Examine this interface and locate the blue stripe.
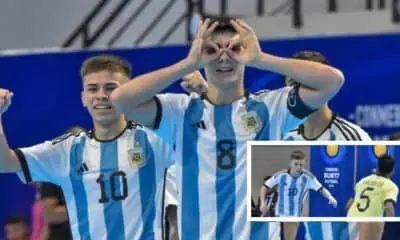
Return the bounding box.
[246,97,270,140]
[289,177,299,216]
[329,131,336,140]
[306,222,323,240]
[331,222,349,240]
[297,176,308,216]
[250,222,270,240]
[278,175,286,215]
[181,99,204,239]
[101,141,125,240]
[136,129,157,239]
[214,105,236,240]
[69,137,91,240]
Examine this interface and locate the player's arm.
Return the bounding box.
[228,19,344,110]
[260,175,278,210]
[0,89,22,173]
[111,19,219,127]
[319,187,337,208]
[384,200,396,217]
[346,198,354,211]
[384,185,399,217]
[40,183,68,224]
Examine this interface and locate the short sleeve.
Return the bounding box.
[307,174,323,191]
[153,93,190,147]
[15,135,75,184]
[264,174,279,189]
[384,183,399,203]
[143,127,175,168]
[259,86,315,136]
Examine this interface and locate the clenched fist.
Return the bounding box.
[0,89,13,115]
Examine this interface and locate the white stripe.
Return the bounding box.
[269,222,281,239]
[84,140,107,240]
[232,109,251,239]
[62,177,81,240]
[322,222,333,240]
[198,106,218,239]
[118,133,143,240]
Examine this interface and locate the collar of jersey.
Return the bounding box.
[200,89,250,106]
[298,112,337,140]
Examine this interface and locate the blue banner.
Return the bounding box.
[356,145,400,215]
[309,145,355,217]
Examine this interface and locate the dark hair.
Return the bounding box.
[292,51,330,65]
[4,215,27,225]
[377,154,395,175]
[291,150,305,160]
[389,132,400,140]
[203,16,238,35]
[80,55,131,78]
[287,51,329,87]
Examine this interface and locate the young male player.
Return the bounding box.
[260,150,337,240]
[347,154,398,240]
[111,18,344,239]
[284,51,371,141]
[0,55,173,240]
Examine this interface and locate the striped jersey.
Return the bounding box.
[15,123,172,240]
[284,114,371,141]
[153,86,314,239]
[265,169,323,217]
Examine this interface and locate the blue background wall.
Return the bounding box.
[0,33,399,239]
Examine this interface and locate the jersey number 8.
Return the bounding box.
[217,140,236,170]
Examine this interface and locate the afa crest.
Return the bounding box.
[241,111,262,133]
[128,145,146,168]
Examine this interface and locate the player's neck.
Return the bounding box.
[93,117,127,141]
[302,106,333,139]
[205,81,245,105]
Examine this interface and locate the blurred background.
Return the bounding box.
[0,0,399,239]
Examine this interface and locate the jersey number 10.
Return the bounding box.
[96,171,128,203]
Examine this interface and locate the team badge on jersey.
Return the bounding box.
[241,110,262,133]
[128,144,146,168]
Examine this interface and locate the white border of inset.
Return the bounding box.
[246,140,400,222]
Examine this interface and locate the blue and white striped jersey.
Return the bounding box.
[284,115,371,141]
[265,169,323,217]
[153,86,313,239]
[16,123,172,240]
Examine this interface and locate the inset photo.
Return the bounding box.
[248,142,400,222]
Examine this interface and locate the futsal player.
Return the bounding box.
[111,18,344,239]
[284,51,371,141]
[260,150,337,240]
[347,154,398,240]
[0,55,173,240]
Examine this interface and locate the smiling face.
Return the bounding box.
[204,23,245,89]
[80,55,131,128]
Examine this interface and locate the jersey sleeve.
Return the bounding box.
[384,183,399,204]
[307,173,323,191]
[264,173,280,189]
[259,86,316,136]
[153,93,189,147]
[14,135,74,185]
